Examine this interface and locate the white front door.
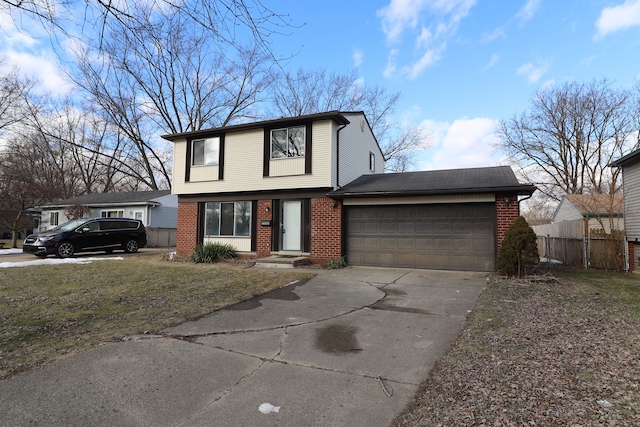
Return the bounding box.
[281,200,302,251]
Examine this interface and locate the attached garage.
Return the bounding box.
[330,166,537,272]
[345,203,496,271]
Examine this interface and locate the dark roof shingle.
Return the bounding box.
[42,190,171,207]
[330,166,535,197]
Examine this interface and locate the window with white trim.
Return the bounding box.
[204,201,251,237]
[271,126,305,159]
[192,137,220,166]
[101,210,124,218]
[369,152,375,172]
[50,212,59,227]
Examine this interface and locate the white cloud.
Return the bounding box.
[481,27,506,43]
[405,46,443,79]
[517,59,551,83]
[0,10,72,95]
[0,50,72,94]
[377,0,476,78]
[516,0,542,23]
[353,48,364,68]
[595,0,640,38]
[418,118,504,170]
[383,49,399,78]
[481,53,500,71]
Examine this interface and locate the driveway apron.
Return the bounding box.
[0,267,486,427]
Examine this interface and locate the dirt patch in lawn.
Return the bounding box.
[392,269,640,426]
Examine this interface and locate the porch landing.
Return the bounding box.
[254,255,311,268]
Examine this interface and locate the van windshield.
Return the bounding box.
[52,219,89,232]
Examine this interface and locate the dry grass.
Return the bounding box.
[0,254,312,379]
[392,268,640,426]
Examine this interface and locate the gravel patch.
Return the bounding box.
[392,273,640,426]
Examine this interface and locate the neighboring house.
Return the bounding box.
[162,110,535,272]
[610,149,640,271]
[552,194,624,234]
[38,191,177,247]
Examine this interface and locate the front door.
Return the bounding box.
[281,200,302,252]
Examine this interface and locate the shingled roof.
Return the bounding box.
[329,166,535,197]
[42,190,171,208]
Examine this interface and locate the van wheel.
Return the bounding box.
[56,242,75,258]
[124,239,139,253]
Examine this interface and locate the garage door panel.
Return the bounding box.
[397,238,415,250]
[346,203,496,272]
[397,222,415,234]
[474,237,493,252]
[453,238,471,251]
[432,220,452,234]
[433,238,451,251]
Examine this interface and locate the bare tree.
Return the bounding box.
[0,0,293,57]
[0,66,35,135]
[0,132,70,247]
[497,79,640,201]
[69,2,276,189]
[267,67,429,172]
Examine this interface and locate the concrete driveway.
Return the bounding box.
[0,267,486,427]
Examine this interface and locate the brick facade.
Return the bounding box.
[256,199,273,258]
[496,193,521,252]
[176,201,199,256]
[176,195,521,269]
[309,197,343,264]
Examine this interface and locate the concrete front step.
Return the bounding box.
[254,255,311,268]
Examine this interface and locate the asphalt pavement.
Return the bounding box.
[0,266,487,427]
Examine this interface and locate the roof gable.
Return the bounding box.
[564,194,624,216]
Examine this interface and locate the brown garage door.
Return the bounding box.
[345,203,496,271]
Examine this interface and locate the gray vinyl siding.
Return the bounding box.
[552,198,583,222]
[337,112,384,187]
[623,164,640,240]
[147,205,178,229]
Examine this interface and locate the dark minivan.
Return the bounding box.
[23,218,147,258]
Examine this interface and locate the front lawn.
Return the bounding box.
[0,255,312,379]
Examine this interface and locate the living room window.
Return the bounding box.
[271,126,305,159]
[204,201,251,237]
[192,137,219,166]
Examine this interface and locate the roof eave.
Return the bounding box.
[161,111,350,142]
[329,185,537,199]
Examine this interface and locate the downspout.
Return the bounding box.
[517,193,533,213]
[335,123,347,189]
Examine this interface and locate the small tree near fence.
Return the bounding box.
[498,216,539,278]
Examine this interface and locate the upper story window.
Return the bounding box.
[369,152,375,172]
[271,126,305,159]
[192,137,219,166]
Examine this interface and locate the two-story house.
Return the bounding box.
[163,111,536,271]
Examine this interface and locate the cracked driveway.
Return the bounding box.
[0,267,486,427]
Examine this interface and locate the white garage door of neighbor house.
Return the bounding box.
[345,203,496,272]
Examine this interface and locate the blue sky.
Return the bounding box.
[2,0,640,172]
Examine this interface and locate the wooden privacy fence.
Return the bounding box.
[536,235,626,271]
[533,220,627,271]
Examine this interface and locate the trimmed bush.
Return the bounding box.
[191,243,237,263]
[497,216,539,278]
